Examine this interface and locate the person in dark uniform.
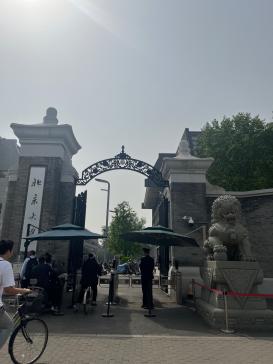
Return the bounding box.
[31,256,52,299]
[139,248,154,309]
[49,261,66,315]
[75,253,101,310]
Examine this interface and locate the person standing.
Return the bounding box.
[139,248,155,309]
[74,253,101,310]
[31,256,52,300]
[45,252,52,266]
[0,240,31,350]
[20,250,38,288]
[49,260,66,315]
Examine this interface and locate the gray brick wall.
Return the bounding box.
[0,172,10,236]
[57,182,76,225]
[1,180,19,246]
[169,183,207,266]
[54,182,76,265]
[171,183,208,235]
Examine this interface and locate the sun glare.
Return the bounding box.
[68,0,118,37]
[21,0,43,8]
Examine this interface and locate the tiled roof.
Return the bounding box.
[182,128,201,156]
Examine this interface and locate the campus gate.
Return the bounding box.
[72,146,170,275]
[2,109,192,286]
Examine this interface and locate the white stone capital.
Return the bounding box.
[161,156,214,184]
[11,123,81,160]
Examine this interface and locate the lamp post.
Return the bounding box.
[95,177,110,234]
[95,178,118,312]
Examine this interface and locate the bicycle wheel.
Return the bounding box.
[83,287,91,315]
[9,318,48,364]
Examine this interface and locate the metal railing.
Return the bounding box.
[99,274,160,288]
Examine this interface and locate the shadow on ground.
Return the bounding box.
[42,285,223,337]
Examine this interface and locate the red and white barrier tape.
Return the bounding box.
[192,280,223,295]
[192,280,273,298]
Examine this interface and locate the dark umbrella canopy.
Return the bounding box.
[121,225,198,247]
[24,223,105,307]
[26,223,105,241]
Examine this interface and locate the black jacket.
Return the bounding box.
[81,257,101,286]
[139,255,154,280]
[31,263,52,289]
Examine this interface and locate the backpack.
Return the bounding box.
[25,257,38,280]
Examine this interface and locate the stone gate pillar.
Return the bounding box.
[1,108,81,263]
[159,139,214,298]
[161,139,213,264]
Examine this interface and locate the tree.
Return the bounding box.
[107,201,145,259]
[197,113,273,191]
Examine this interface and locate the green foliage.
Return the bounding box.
[196,113,273,191]
[119,256,131,263]
[107,201,145,258]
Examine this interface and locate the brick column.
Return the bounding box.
[161,140,213,266]
[1,108,80,264]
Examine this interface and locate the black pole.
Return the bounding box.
[71,268,77,306]
[102,272,114,318]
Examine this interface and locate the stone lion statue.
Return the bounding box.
[204,195,255,261]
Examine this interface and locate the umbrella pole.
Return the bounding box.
[71,268,77,306]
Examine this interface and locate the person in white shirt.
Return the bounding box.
[0,240,31,350]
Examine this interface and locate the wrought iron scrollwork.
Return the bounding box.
[76,146,168,187]
[114,145,131,160]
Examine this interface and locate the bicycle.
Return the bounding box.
[7,290,48,364]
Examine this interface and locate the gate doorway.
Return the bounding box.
[72,146,170,287]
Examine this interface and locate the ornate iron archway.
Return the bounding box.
[76,146,169,188]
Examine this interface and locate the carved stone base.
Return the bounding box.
[197,261,273,329]
[196,300,273,329]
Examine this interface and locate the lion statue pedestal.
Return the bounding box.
[197,261,273,329]
[197,195,273,329]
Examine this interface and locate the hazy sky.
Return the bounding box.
[1,0,273,233]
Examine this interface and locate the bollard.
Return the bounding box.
[71,272,76,305]
[102,273,114,318]
[105,272,118,306]
[220,291,235,334]
[109,272,114,303]
[175,271,183,305]
[68,270,78,308]
[112,272,119,304]
[192,279,196,310]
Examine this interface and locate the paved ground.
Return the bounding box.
[1,283,273,363]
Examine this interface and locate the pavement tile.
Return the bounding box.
[1,284,273,363]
